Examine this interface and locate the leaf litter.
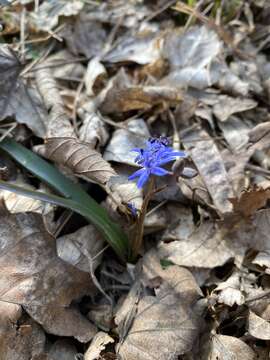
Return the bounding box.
[1,0,270,359]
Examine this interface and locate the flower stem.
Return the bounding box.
[131,177,155,259]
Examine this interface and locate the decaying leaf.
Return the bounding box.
[56,225,104,273]
[85,57,107,97]
[213,95,257,122]
[0,302,47,360]
[182,126,234,213]
[32,0,84,32]
[208,334,256,360]
[248,310,270,340]
[116,251,201,360]
[104,118,150,166]
[43,137,117,186]
[85,332,114,360]
[98,69,182,114]
[229,187,270,218]
[35,68,75,138]
[0,210,96,342]
[48,339,78,360]
[79,108,109,148]
[214,272,245,306]
[162,26,221,89]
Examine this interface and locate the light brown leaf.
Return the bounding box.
[0,210,96,342]
[182,126,234,213]
[208,334,256,360]
[44,137,116,186]
[85,332,114,360]
[248,310,270,340]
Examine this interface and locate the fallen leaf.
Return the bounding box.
[56,225,104,273]
[116,283,199,360]
[162,26,221,89]
[43,137,117,186]
[218,116,250,151]
[248,310,270,340]
[32,0,84,32]
[0,210,96,342]
[85,332,114,360]
[0,301,47,360]
[208,334,256,360]
[104,118,150,166]
[213,95,257,122]
[85,57,107,97]
[182,126,234,213]
[215,272,245,306]
[98,69,182,114]
[103,31,162,65]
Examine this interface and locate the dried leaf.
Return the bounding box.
[104,31,162,65]
[48,340,77,360]
[208,334,256,360]
[218,116,250,151]
[98,69,182,114]
[85,332,114,360]
[56,225,104,273]
[0,305,47,360]
[104,118,150,166]
[0,210,96,342]
[162,26,221,89]
[44,137,117,186]
[248,310,270,340]
[213,95,257,122]
[229,187,270,218]
[85,57,107,97]
[182,127,234,213]
[79,111,109,149]
[32,0,84,32]
[35,68,75,138]
[215,272,245,306]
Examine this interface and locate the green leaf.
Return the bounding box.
[0,138,129,261]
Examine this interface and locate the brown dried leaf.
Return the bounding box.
[213,95,257,122]
[208,334,256,360]
[48,340,77,360]
[79,109,109,148]
[44,137,116,185]
[182,126,234,213]
[98,69,182,114]
[116,285,199,360]
[0,210,96,342]
[35,68,75,138]
[229,187,270,218]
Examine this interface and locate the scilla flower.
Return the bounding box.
[128,137,186,188]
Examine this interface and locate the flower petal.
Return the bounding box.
[128,168,145,180]
[137,170,150,188]
[151,167,169,176]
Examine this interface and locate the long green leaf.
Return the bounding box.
[0,138,129,261]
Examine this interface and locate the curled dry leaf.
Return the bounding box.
[79,110,109,149]
[85,57,107,97]
[218,116,250,151]
[44,137,116,186]
[56,225,104,273]
[0,210,96,342]
[35,68,75,138]
[248,310,270,340]
[85,332,114,360]
[207,334,256,360]
[182,126,234,213]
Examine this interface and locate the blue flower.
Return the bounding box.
[127,203,138,217]
[128,137,186,188]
